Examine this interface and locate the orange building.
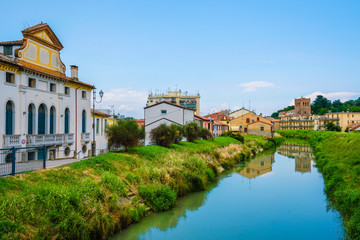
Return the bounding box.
[230,112,273,137]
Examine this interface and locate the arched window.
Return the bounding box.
[50,106,56,134]
[28,104,35,134]
[38,104,47,134]
[82,110,86,133]
[64,108,70,134]
[5,101,14,135]
[246,118,250,123]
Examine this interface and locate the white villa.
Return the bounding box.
[0,23,95,162]
[144,101,195,145]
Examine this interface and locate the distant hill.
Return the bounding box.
[271,95,360,119]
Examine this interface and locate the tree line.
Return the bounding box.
[271,95,360,118]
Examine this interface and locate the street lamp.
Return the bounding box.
[92,88,104,156]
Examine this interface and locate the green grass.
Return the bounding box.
[0,136,276,240]
[277,130,360,239]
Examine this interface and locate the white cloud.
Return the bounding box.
[289,91,359,105]
[97,87,147,118]
[238,81,275,92]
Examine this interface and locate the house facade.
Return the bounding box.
[230,112,273,137]
[92,109,110,155]
[0,23,94,163]
[279,111,360,131]
[144,101,195,145]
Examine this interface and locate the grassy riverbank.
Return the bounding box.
[277,130,360,239]
[0,136,280,240]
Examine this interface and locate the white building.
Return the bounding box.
[92,109,110,155]
[0,23,94,162]
[144,101,195,145]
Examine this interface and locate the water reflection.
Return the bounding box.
[277,143,313,173]
[113,145,343,240]
[238,155,274,179]
[114,185,212,240]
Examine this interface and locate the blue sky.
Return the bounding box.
[2,0,360,118]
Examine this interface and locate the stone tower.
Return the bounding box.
[294,97,311,115]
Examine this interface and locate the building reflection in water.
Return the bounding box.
[277,143,313,173]
[239,155,274,179]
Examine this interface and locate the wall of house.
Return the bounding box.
[144,103,194,145]
[1,65,92,161]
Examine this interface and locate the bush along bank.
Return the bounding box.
[277,130,360,239]
[0,136,280,240]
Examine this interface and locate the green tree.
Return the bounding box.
[312,95,331,114]
[325,122,341,132]
[107,118,144,151]
[200,127,213,140]
[183,122,201,142]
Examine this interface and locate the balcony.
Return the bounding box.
[81,132,91,143]
[26,133,74,146]
[3,135,22,148]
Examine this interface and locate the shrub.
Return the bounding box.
[138,185,176,212]
[150,124,182,147]
[325,122,342,132]
[183,122,201,142]
[107,118,144,151]
[200,128,213,140]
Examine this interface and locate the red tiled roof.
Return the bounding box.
[22,23,48,33]
[214,121,228,126]
[0,40,23,45]
[349,124,360,131]
[195,114,210,121]
[0,53,17,65]
[92,109,110,117]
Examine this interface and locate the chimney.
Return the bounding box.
[70,65,78,79]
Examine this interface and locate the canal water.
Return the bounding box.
[113,144,344,240]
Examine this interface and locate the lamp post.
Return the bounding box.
[92,88,104,156]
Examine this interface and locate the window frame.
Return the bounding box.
[4,46,12,55]
[64,86,70,96]
[28,78,36,88]
[50,83,56,92]
[5,72,15,84]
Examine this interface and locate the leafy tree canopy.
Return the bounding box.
[271,96,360,117]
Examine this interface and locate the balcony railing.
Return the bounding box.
[81,132,91,143]
[3,135,22,147]
[27,133,74,146]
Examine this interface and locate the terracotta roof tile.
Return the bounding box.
[22,23,48,33]
[0,40,23,45]
[92,109,110,117]
[0,53,17,65]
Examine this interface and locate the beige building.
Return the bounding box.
[280,111,360,131]
[230,112,273,137]
[147,90,200,115]
[229,107,252,119]
[239,155,274,179]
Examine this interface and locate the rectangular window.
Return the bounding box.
[82,91,86,99]
[50,83,56,92]
[161,110,167,114]
[6,72,15,83]
[4,46,12,55]
[64,87,70,95]
[28,78,36,88]
[101,119,104,135]
[96,118,99,134]
[260,126,265,131]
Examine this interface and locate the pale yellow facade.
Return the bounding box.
[147,90,200,115]
[230,112,273,137]
[280,112,360,131]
